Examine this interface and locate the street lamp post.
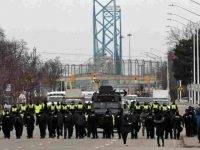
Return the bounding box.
[127,33,132,76]
[127,33,132,60]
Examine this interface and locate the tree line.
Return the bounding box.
[0,28,63,103]
[167,25,194,99]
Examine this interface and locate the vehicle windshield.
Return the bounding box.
[93,95,121,102]
[126,96,137,100]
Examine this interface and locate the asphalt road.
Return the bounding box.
[0,125,190,150]
[0,132,185,150]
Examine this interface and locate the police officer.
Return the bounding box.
[130,112,141,139]
[77,101,84,113]
[170,102,178,115]
[13,111,23,139]
[183,109,193,137]
[19,102,27,115]
[145,112,155,139]
[183,107,195,137]
[50,102,56,112]
[172,111,183,140]
[103,109,113,139]
[27,102,35,115]
[134,102,141,114]
[63,109,74,139]
[143,102,150,113]
[85,101,92,114]
[35,102,42,124]
[47,110,54,138]
[152,100,160,115]
[36,109,47,139]
[162,103,169,113]
[24,110,35,139]
[121,113,132,144]
[1,109,13,139]
[56,102,62,113]
[87,110,98,139]
[69,101,76,114]
[154,113,165,147]
[75,111,86,139]
[11,104,18,116]
[55,110,63,139]
[163,108,173,139]
[115,109,123,139]
[61,102,67,114]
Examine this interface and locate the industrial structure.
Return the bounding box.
[58,0,166,94]
[93,0,122,75]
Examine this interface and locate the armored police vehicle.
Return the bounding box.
[92,86,127,127]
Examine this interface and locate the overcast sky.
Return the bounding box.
[0,0,200,64]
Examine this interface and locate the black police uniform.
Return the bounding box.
[37,110,47,139]
[87,111,98,139]
[63,110,74,139]
[24,111,35,138]
[103,111,113,139]
[75,112,86,139]
[13,112,23,139]
[145,112,155,139]
[130,113,141,139]
[163,111,173,139]
[121,114,132,144]
[115,111,123,139]
[172,112,183,140]
[2,111,13,139]
[183,109,194,137]
[52,111,63,139]
[47,111,54,138]
[154,114,165,147]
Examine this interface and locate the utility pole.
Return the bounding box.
[127,33,132,60]
[127,33,132,76]
[193,30,196,104]
[197,28,200,104]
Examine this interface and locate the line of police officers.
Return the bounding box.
[0,100,198,147]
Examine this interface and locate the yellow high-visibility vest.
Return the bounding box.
[20,105,27,111]
[143,105,149,110]
[87,105,92,110]
[56,105,62,110]
[70,105,75,110]
[35,105,42,114]
[77,104,83,109]
[153,104,159,109]
[162,106,168,111]
[171,105,177,110]
[12,107,18,112]
[135,105,140,110]
[50,105,56,111]
[62,105,67,110]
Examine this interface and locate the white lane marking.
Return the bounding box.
[105,143,110,146]
[112,140,117,142]
[17,147,23,149]
[95,147,99,149]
